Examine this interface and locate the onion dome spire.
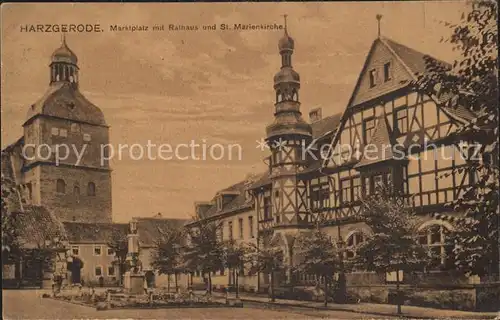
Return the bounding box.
[49,33,79,86]
[266,15,311,141]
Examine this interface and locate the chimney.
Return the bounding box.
[309,108,322,123]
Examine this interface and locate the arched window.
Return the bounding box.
[56,179,66,194]
[73,185,80,196]
[345,231,365,259]
[276,91,282,103]
[292,90,298,101]
[418,224,454,269]
[87,182,96,196]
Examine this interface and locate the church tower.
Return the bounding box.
[22,35,112,223]
[266,18,312,227]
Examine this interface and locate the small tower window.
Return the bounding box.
[74,185,80,196]
[87,182,96,196]
[292,90,298,101]
[277,91,283,103]
[56,179,66,194]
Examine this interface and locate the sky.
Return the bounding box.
[1,2,468,222]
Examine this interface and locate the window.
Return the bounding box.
[108,266,115,276]
[71,123,80,133]
[249,216,254,238]
[340,179,351,204]
[384,62,391,82]
[364,173,392,195]
[219,268,225,276]
[363,117,376,144]
[369,69,378,87]
[107,247,115,256]
[228,221,233,240]
[418,224,454,269]
[310,180,330,210]
[346,232,365,259]
[263,196,272,220]
[95,266,103,277]
[352,177,361,201]
[71,246,79,256]
[56,179,66,194]
[237,218,244,239]
[83,133,91,142]
[73,185,80,196]
[94,245,102,256]
[87,182,96,196]
[59,129,68,137]
[51,127,59,136]
[395,108,409,135]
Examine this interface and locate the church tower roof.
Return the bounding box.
[24,35,106,126]
[266,16,311,141]
[51,33,78,65]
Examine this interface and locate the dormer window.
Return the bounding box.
[71,123,80,133]
[384,62,392,82]
[369,69,378,88]
[216,196,223,211]
[83,133,91,142]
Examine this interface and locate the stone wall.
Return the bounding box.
[38,165,112,223]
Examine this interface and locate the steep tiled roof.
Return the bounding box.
[382,37,451,77]
[381,38,478,124]
[63,222,128,243]
[136,217,189,247]
[17,206,67,249]
[25,82,106,126]
[194,178,255,221]
[311,113,342,139]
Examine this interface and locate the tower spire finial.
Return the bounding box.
[283,14,288,34]
[376,14,383,38]
[61,32,67,45]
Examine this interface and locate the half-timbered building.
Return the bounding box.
[192,21,485,295]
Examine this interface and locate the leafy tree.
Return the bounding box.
[355,186,432,315]
[107,226,129,285]
[294,228,342,307]
[183,218,224,295]
[248,242,284,302]
[414,0,499,280]
[222,240,251,298]
[1,173,19,265]
[152,225,185,292]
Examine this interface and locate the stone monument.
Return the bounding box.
[123,218,145,294]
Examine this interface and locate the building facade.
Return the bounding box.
[5,35,112,224]
[2,36,115,288]
[191,24,487,294]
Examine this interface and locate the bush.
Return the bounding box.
[96,302,108,311]
[476,289,500,312]
[404,290,475,311]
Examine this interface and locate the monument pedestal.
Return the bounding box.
[123,271,145,294]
